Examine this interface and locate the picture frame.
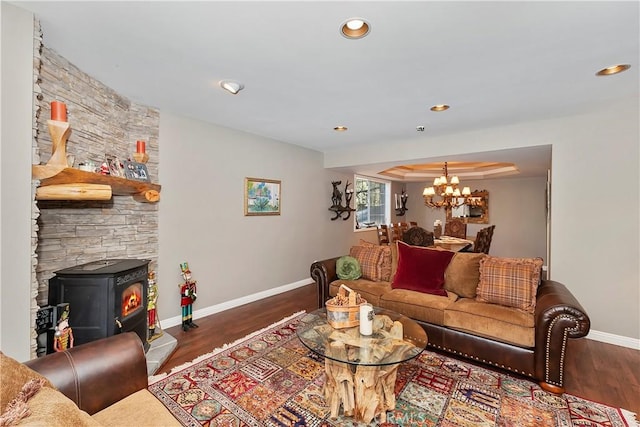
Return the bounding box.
[106,155,124,177]
[244,177,281,216]
[123,160,150,182]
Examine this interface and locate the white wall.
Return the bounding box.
[0,3,34,360]
[405,176,547,259]
[157,113,353,323]
[325,99,640,342]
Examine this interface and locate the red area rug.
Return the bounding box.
[149,311,637,426]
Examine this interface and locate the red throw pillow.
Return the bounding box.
[392,241,455,296]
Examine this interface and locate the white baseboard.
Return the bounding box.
[587,329,640,350]
[160,278,312,329]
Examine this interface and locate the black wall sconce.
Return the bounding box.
[395,189,409,216]
[329,180,355,220]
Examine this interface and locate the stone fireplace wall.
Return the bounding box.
[32,25,160,316]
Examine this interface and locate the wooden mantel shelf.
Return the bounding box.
[32,119,161,203]
[33,165,161,202]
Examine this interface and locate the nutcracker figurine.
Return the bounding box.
[53,305,74,352]
[147,271,160,340]
[179,262,198,331]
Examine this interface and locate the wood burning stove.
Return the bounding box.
[48,259,150,351]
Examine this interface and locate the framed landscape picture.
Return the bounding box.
[244,177,280,216]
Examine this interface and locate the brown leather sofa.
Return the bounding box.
[310,254,590,394]
[2,333,179,426]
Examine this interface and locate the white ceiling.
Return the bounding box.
[13,1,639,179]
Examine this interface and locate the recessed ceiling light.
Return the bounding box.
[334,126,348,132]
[341,18,370,39]
[219,80,244,94]
[430,104,450,112]
[595,64,631,76]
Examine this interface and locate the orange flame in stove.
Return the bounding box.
[122,287,142,317]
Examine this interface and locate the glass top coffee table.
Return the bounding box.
[296,307,427,423]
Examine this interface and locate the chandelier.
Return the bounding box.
[422,162,476,210]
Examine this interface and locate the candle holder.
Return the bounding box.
[328,180,356,221]
[132,152,149,163]
[395,189,409,216]
[133,140,149,163]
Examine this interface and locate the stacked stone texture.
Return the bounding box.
[34,44,160,309]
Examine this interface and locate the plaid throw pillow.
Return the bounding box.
[357,239,392,281]
[476,256,543,313]
[349,244,391,282]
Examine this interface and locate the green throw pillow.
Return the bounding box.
[337,256,362,280]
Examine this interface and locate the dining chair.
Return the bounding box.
[444,218,467,239]
[389,222,410,243]
[472,225,496,254]
[376,224,390,245]
[402,226,435,247]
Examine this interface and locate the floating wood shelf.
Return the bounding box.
[33,166,161,202]
[32,119,161,203]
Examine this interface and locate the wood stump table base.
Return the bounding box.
[324,358,400,424]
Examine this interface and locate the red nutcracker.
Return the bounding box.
[179,262,198,331]
[147,271,159,339]
[53,306,74,352]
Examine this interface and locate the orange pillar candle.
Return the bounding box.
[51,101,67,122]
[136,140,146,154]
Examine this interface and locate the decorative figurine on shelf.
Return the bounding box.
[53,305,73,352]
[178,262,198,332]
[100,162,110,175]
[331,180,343,208]
[147,270,163,342]
[328,180,355,221]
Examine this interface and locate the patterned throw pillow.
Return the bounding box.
[349,244,391,282]
[476,256,544,313]
[356,240,392,282]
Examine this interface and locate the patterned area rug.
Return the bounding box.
[149,312,637,427]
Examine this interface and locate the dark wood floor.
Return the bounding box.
[159,283,640,416]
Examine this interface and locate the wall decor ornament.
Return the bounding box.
[395,189,409,216]
[328,180,355,220]
[244,177,281,216]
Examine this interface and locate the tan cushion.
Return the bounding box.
[388,241,399,278]
[476,256,544,313]
[92,389,181,427]
[329,279,392,306]
[444,252,487,298]
[16,387,100,426]
[444,298,535,347]
[0,352,53,410]
[379,289,457,325]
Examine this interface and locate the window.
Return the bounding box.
[354,176,390,229]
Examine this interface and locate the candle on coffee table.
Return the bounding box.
[359,304,374,336]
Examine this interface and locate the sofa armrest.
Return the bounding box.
[310,256,342,308]
[25,332,148,415]
[534,280,590,392]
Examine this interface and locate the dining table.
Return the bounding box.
[434,236,474,252]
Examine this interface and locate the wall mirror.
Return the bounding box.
[447,190,489,224]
